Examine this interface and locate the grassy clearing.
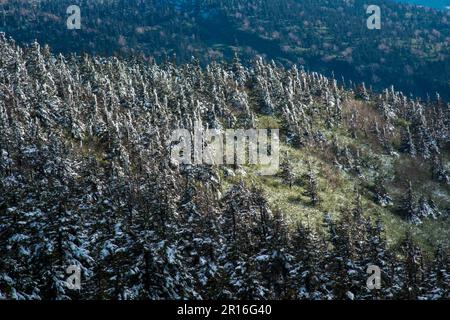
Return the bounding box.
[218,115,449,254]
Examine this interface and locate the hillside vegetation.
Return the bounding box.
[0,34,448,299]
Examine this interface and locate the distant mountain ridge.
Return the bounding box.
[0,0,449,99]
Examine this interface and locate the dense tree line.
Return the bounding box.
[0,0,449,99]
[0,34,448,300]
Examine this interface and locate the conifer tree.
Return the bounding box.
[279,153,294,188]
[399,181,420,224]
[400,126,416,157]
[397,231,425,299]
[304,161,319,206]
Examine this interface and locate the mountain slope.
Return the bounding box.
[0,34,449,299]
